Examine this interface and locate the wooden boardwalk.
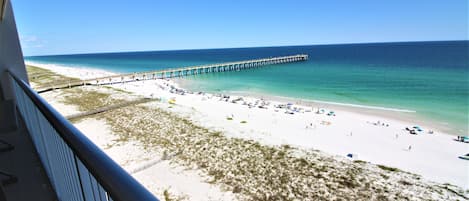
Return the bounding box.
[37,54,308,93]
[65,98,157,120]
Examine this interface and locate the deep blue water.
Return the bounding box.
[26,41,469,134]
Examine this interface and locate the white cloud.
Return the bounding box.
[21,35,38,42]
[19,35,45,49]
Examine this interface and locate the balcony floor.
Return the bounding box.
[0,108,57,201]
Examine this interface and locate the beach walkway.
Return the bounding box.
[65,98,158,120]
[35,54,308,93]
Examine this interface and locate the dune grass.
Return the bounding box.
[59,87,463,200]
[26,65,80,89]
[92,103,458,200]
[377,165,400,172]
[60,88,128,112]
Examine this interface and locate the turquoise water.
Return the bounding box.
[26,41,469,134]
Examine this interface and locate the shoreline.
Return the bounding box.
[27,62,469,189]
[175,77,417,113]
[174,77,461,136]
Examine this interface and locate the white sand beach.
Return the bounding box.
[29,62,469,192]
[39,88,237,201]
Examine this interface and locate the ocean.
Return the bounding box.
[25,41,469,134]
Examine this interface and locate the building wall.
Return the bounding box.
[0,0,28,100]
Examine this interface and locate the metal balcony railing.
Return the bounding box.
[7,71,159,201]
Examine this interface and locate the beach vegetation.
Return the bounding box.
[163,190,171,201]
[353,160,367,164]
[26,65,80,89]
[376,194,388,201]
[232,185,242,193]
[162,189,185,201]
[104,86,132,94]
[240,120,247,123]
[162,150,169,160]
[61,88,128,112]
[377,165,400,172]
[398,180,412,186]
[281,144,291,150]
[380,173,390,180]
[66,91,467,200]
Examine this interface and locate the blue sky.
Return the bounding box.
[12,0,468,56]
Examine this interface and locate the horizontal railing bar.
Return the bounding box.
[8,71,159,201]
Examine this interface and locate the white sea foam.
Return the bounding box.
[25,61,116,79]
[310,100,416,113]
[219,90,416,113]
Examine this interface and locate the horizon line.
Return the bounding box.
[24,39,468,57]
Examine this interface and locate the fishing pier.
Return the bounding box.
[36,54,308,93]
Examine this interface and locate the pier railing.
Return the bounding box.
[36,54,308,93]
[8,71,159,201]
